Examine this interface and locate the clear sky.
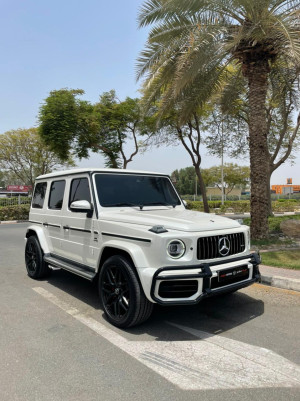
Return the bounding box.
[0,0,299,185]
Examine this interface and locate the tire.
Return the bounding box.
[99,255,153,328]
[25,236,51,279]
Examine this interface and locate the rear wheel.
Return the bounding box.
[25,236,51,279]
[99,255,153,328]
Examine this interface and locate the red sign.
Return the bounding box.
[6,185,32,192]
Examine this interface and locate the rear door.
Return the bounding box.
[46,179,66,256]
[61,175,98,269]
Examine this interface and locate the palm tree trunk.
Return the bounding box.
[247,63,270,239]
[195,166,209,213]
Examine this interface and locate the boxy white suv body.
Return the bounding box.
[25,168,261,327]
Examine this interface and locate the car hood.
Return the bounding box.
[100,208,241,232]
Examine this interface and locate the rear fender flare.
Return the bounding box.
[25,225,50,254]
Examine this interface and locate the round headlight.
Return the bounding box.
[167,239,186,259]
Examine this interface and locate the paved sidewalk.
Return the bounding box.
[260,264,300,292]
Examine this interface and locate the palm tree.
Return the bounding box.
[137,0,300,239]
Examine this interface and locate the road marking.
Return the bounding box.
[33,287,300,391]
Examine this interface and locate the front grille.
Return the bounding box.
[158,280,198,298]
[197,233,245,260]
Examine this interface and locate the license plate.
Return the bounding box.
[218,266,249,282]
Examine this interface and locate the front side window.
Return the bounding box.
[32,182,47,209]
[48,180,66,210]
[94,174,181,207]
[69,178,91,207]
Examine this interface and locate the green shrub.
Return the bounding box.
[185,200,251,213]
[277,198,297,203]
[272,200,300,212]
[243,215,300,233]
[185,199,300,213]
[0,205,30,221]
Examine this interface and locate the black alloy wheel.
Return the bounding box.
[99,255,153,328]
[101,264,130,319]
[25,236,51,279]
[25,240,38,274]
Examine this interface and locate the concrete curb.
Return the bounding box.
[0,220,28,224]
[261,274,300,292]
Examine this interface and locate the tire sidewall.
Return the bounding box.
[25,236,45,279]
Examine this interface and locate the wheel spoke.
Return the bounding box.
[106,269,116,285]
[113,300,117,316]
[106,293,116,305]
[119,297,129,312]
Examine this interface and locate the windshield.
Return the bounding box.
[94,174,181,208]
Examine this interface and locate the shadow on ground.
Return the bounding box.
[45,269,264,341]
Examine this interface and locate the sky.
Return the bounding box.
[0,0,299,186]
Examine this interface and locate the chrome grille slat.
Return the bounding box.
[197,233,245,260]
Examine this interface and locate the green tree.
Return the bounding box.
[202,164,250,195]
[39,89,154,169]
[137,0,300,239]
[171,167,201,195]
[0,128,75,187]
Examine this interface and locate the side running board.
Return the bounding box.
[44,255,96,281]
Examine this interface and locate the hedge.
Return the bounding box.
[0,205,30,221]
[185,199,300,213]
[243,215,300,233]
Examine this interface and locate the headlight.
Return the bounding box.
[167,239,186,259]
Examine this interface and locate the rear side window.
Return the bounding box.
[32,182,47,209]
[48,180,66,210]
[69,178,91,207]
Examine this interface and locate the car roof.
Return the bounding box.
[36,168,169,180]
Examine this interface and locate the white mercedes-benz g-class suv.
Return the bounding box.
[25,168,261,328]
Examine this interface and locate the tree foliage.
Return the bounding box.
[201,164,250,195]
[171,164,250,196]
[39,89,155,168]
[171,167,201,195]
[0,128,75,187]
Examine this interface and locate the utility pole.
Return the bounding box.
[221,120,224,206]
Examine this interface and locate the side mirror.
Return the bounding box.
[70,200,94,217]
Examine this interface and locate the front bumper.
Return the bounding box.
[150,253,261,305]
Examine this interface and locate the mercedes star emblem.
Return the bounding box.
[218,237,230,256]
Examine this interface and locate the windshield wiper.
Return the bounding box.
[107,202,138,207]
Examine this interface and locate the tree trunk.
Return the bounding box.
[195,165,209,213]
[247,62,270,239]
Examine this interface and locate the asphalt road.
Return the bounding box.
[1,223,299,401]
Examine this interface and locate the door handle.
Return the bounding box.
[63,225,70,230]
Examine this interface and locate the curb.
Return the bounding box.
[0,220,28,224]
[261,274,300,292]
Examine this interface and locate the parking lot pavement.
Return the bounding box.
[1,223,300,401]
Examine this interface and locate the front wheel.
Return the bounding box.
[99,255,153,328]
[25,236,51,279]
